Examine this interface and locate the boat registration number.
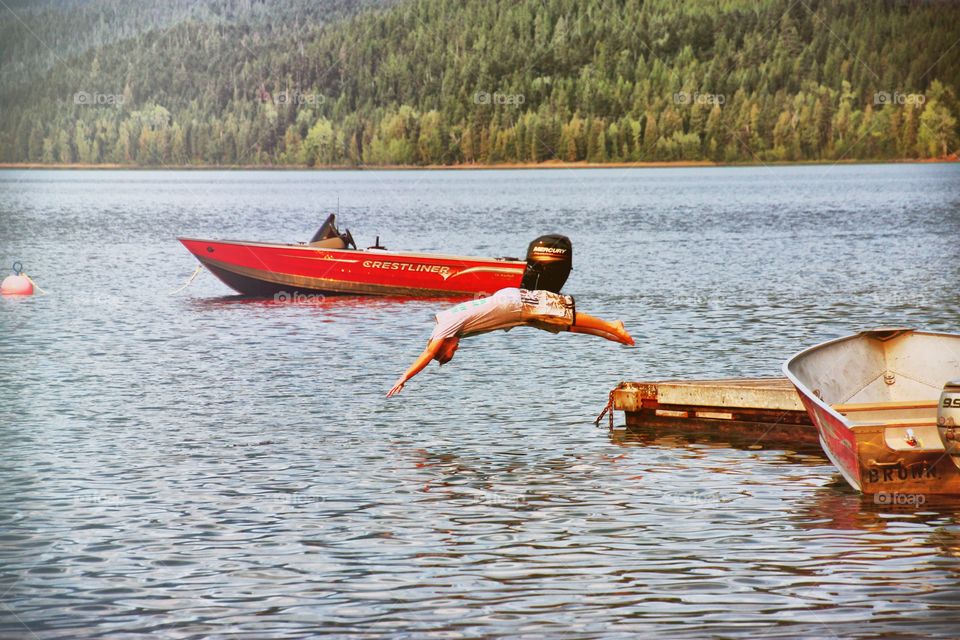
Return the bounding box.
[866,462,937,484]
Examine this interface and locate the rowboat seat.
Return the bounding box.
[834,401,939,429]
[850,417,938,428]
[833,400,938,413]
[309,236,347,249]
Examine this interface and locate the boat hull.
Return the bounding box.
[179,238,526,297]
[784,329,960,495]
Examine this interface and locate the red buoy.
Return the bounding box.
[1,275,33,296]
[1,262,35,296]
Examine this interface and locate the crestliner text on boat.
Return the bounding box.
[179,215,573,298]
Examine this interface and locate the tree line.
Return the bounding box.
[0,0,957,166]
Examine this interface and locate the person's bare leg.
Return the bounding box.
[570,313,634,345]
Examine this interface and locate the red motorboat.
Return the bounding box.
[178,215,572,298]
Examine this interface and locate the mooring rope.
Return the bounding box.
[595,390,615,429]
[23,274,47,295]
[169,264,203,295]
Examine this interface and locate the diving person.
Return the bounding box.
[386,287,634,397]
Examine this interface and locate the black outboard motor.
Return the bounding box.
[519,234,572,293]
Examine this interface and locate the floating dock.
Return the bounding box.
[607,377,819,445]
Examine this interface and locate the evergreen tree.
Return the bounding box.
[0,0,956,166]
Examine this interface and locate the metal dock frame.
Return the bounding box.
[608,377,819,446]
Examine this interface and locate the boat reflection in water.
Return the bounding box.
[609,421,827,457]
[792,483,960,533]
[611,424,960,524]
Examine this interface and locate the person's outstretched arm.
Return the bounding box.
[568,312,634,345]
[387,339,445,397]
[568,325,622,342]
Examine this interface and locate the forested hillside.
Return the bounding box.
[1,0,957,166]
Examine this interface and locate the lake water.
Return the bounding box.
[1,164,959,638]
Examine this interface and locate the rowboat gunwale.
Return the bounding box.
[782,328,960,426]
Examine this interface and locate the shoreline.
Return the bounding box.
[0,156,955,171]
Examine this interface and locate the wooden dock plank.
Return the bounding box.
[610,377,819,446]
[613,377,806,412]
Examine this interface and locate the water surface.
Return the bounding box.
[1,164,959,638]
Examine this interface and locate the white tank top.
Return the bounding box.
[430,288,524,340]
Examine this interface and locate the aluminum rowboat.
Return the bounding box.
[783,328,960,495]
